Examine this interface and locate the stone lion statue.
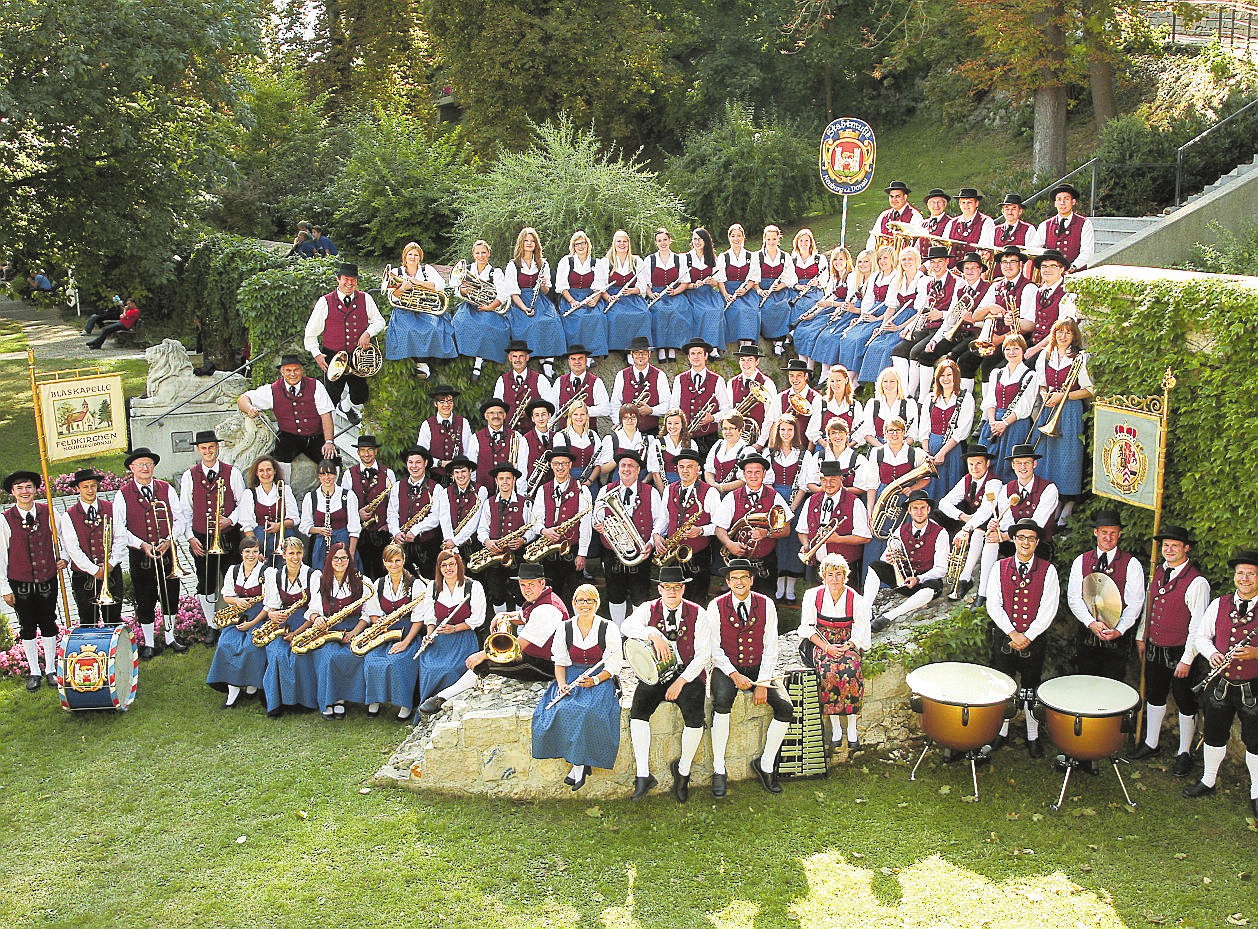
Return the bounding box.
[131,339,247,410]
[216,411,277,473]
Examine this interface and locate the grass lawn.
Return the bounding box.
[2,649,1254,928]
[0,318,26,353]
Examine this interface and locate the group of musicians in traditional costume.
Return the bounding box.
[4,181,1255,815]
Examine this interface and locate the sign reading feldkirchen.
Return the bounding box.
[819,118,876,196]
[38,374,128,462]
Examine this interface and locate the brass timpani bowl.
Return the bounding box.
[906,661,1017,752]
[1035,675,1139,762]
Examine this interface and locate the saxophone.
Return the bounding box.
[651,510,701,567]
[211,594,265,629]
[869,458,937,540]
[252,592,308,646]
[361,480,394,522]
[398,500,433,536]
[467,518,537,571]
[349,588,429,655]
[524,504,592,562]
[291,590,375,654]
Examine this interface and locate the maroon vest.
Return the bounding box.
[189,462,238,536]
[378,576,421,630]
[993,278,1029,335]
[794,257,822,281]
[994,220,1034,248]
[120,480,174,546]
[649,255,680,288]
[310,489,350,532]
[568,265,595,289]
[646,598,704,665]
[875,447,914,487]
[553,431,597,477]
[1006,476,1051,524]
[928,397,963,438]
[816,401,855,440]
[948,212,991,262]
[1042,357,1077,390]
[521,587,569,658]
[716,592,769,669]
[445,483,480,535]
[923,273,957,321]
[1042,214,1087,265]
[1146,561,1205,648]
[424,415,466,463]
[1211,595,1258,682]
[899,520,944,575]
[770,452,803,493]
[254,486,284,531]
[349,466,390,533]
[666,481,712,553]
[724,258,751,284]
[398,479,434,538]
[1034,283,1067,341]
[601,481,655,546]
[271,377,322,437]
[228,564,265,598]
[516,264,539,290]
[522,429,551,474]
[730,374,770,432]
[805,490,863,564]
[4,504,56,582]
[474,427,517,489]
[917,214,953,259]
[321,290,368,352]
[953,280,991,333]
[678,370,719,438]
[433,587,473,626]
[710,443,746,484]
[617,365,663,432]
[758,251,785,284]
[998,556,1050,633]
[501,369,543,425]
[567,618,611,664]
[814,586,857,632]
[729,485,777,560]
[487,493,527,537]
[995,369,1033,409]
[554,373,598,429]
[878,205,920,239]
[67,500,113,570]
[326,582,365,629]
[540,480,583,545]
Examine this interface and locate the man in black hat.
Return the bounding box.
[983,517,1058,758]
[1184,550,1258,815]
[416,385,473,484]
[730,343,776,448]
[705,557,793,796]
[891,244,957,400]
[993,194,1040,256]
[385,446,439,579]
[963,245,1038,383]
[418,562,569,715]
[1066,509,1146,682]
[976,443,1059,607]
[436,455,486,568]
[866,180,921,253]
[179,430,251,641]
[1,471,66,689]
[341,435,395,581]
[57,469,123,627]
[659,448,720,603]
[527,446,592,603]
[113,448,191,658]
[237,354,337,482]
[474,463,531,614]
[622,565,711,802]
[913,188,955,262]
[494,339,551,432]
[936,443,1002,597]
[796,458,871,582]
[611,336,669,437]
[768,359,818,433]
[670,338,729,458]
[304,262,386,424]
[947,188,995,265]
[592,450,664,624]
[517,398,555,495]
[714,452,793,598]
[911,251,992,402]
[1026,249,1074,360]
[860,489,949,628]
[549,344,610,429]
[470,398,518,492]
[1128,525,1212,776]
[1036,183,1094,272]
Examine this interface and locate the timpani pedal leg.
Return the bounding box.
[1050,762,1074,811]
[1111,760,1137,809]
[909,743,932,782]
[970,753,981,801]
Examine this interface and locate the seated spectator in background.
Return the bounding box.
[21,269,53,302]
[288,221,319,259]
[86,298,140,349]
[312,225,338,258]
[84,295,125,334]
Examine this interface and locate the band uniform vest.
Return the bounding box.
[4,504,56,582]
[1145,561,1205,648]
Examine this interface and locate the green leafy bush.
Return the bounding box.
[1184,222,1258,275]
[666,101,821,236]
[179,234,289,366]
[236,258,348,384]
[1093,112,1181,216]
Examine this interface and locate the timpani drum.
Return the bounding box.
[906,662,1017,752]
[57,625,139,713]
[1035,675,1139,761]
[623,638,680,687]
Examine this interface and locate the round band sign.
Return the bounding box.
[819,118,876,196]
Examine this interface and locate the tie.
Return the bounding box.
[1019,562,1029,579]
[737,601,749,624]
[636,374,646,393]
[1057,218,1068,238]
[364,468,376,482]
[410,482,421,498]
[87,505,97,522]
[206,469,217,484]
[664,608,679,639]
[914,529,922,540]
[572,376,581,394]
[289,385,298,397]
[1239,599,1249,618]
[491,431,501,443]
[1097,552,1109,572]
[498,498,508,515]
[515,375,524,388]
[683,486,694,509]
[343,294,353,308]
[692,372,701,391]
[622,486,632,506]
[142,486,154,503]
[822,498,834,520]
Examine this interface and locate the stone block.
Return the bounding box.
[460,707,523,749]
[479,744,534,783]
[429,721,460,749]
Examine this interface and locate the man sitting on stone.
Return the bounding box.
[861,489,949,630]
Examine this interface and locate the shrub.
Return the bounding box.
[1093,111,1181,216]
[236,257,349,384]
[1184,222,1258,275]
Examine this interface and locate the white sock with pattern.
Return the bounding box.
[1247,752,1258,798]
[163,618,177,644]
[22,638,40,675]
[41,635,58,674]
[140,622,156,647]
[762,719,790,770]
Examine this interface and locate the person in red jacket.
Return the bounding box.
[86,298,141,349]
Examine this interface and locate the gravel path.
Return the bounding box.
[1,297,148,363]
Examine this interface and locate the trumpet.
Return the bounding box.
[652,510,701,567]
[467,518,537,572]
[524,451,554,497]
[94,521,118,607]
[524,504,592,562]
[291,590,375,654]
[592,493,652,567]
[799,519,840,565]
[350,589,429,655]
[383,266,449,314]
[211,594,265,629]
[508,382,533,432]
[252,592,308,646]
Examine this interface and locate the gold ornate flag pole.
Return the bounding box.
[27,348,73,627]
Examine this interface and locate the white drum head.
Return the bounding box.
[906,661,1017,705]
[1037,675,1139,716]
[112,626,137,710]
[624,638,661,685]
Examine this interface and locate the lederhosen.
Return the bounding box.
[936,472,987,534]
[1143,560,1207,717]
[320,289,371,406]
[726,485,780,597]
[188,462,242,598]
[990,555,1051,703]
[666,480,714,603]
[1075,549,1136,682]
[710,592,793,722]
[349,465,391,580]
[66,500,123,625]
[477,492,528,610]
[802,586,863,715]
[4,504,60,639]
[870,519,945,593]
[270,377,324,465]
[531,479,584,603]
[599,481,654,607]
[1200,596,1258,751]
[628,599,707,728]
[475,587,567,681]
[617,365,664,435]
[397,478,438,580]
[678,369,720,457]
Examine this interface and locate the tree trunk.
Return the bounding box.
[1088,51,1118,131]
[1032,4,1068,183]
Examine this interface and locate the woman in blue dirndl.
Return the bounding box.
[207,537,269,707]
[860,246,923,387]
[1035,319,1092,518]
[557,230,609,357]
[505,226,567,362]
[531,584,624,791]
[416,549,486,703]
[793,247,851,369]
[383,242,456,375]
[644,227,693,357]
[299,542,378,720]
[683,228,726,357]
[766,416,813,603]
[914,359,975,500]
[837,245,898,378]
[811,248,872,370]
[787,228,828,329]
[598,230,652,353]
[757,224,797,354]
[357,544,429,720]
[247,455,297,569]
[299,459,361,571]
[450,240,509,379]
[717,224,761,348]
[261,537,316,716]
[976,335,1038,483]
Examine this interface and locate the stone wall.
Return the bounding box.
[372,633,920,801]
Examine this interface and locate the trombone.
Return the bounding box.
[152,500,190,581]
[93,521,118,608]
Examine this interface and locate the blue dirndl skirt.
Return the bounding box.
[760,287,793,340]
[724,292,761,343]
[651,292,693,350]
[416,626,479,702]
[363,630,421,708]
[452,301,510,361]
[263,608,316,712]
[859,307,917,384]
[687,284,727,351]
[789,286,824,328]
[1037,398,1084,495]
[976,408,1028,483]
[531,663,622,769]
[810,314,857,366]
[923,432,965,500]
[207,603,268,691]
[604,293,652,351]
[313,634,365,710]
[311,529,361,574]
[385,308,456,360]
[560,288,609,356]
[508,290,567,356]
[774,482,804,575]
[791,306,836,360]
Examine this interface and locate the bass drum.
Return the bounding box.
[623,638,680,686]
[1036,675,1139,761]
[906,661,1017,752]
[57,625,139,712]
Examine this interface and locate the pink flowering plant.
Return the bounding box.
[0,469,128,506]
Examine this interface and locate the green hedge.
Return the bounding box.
[180,234,290,366]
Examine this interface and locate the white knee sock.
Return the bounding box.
[1247,752,1258,798]
[21,638,40,675]
[962,533,983,582]
[1200,744,1226,787]
[762,719,790,769]
[999,720,1010,737]
[884,587,935,619]
[163,619,177,644]
[569,763,584,780]
[785,577,798,599]
[979,542,999,595]
[245,686,258,695]
[609,601,627,626]
[225,685,241,706]
[41,635,58,674]
[679,726,703,775]
[438,669,477,701]
[197,594,214,622]
[630,719,652,777]
[1143,703,1167,749]
[140,622,156,648]
[846,715,859,742]
[1025,711,1039,740]
[776,576,787,598]
[1177,714,1196,755]
[711,712,731,774]
[891,356,910,391]
[278,461,293,484]
[861,567,880,606]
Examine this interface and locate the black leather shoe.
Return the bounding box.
[974,595,987,609]
[139,645,155,660]
[1182,780,1216,799]
[711,772,728,798]
[562,772,577,787]
[168,640,189,654]
[1026,738,1044,759]
[45,672,57,687]
[751,756,783,794]
[1251,797,1258,817]
[1126,742,1161,761]
[266,708,283,719]
[986,734,1006,753]
[26,674,41,692]
[870,614,891,634]
[951,579,973,600]
[570,765,589,792]
[203,629,219,647]
[419,696,447,716]
[630,774,657,800]
[1171,752,1195,778]
[670,760,690,804]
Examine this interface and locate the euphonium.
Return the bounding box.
[349,588,429,655]
[383,266,449,315]
[485,610,523,664]
[94,521,118,607]
[252,592,308,646]
[869,459,938,540]
[651,511,702,567]
[449,260,500,309]
[593,492,652,567]
[291,590,375,654]
[734,379,774,443]
[523,505,592,562]
[212,594,265,629]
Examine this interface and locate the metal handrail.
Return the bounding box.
[1174,96,1258,205]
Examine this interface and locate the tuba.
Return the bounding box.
[383,266,449,314]
[485,610,524,664]
[869,459,937,540]
[593,493,652,567]
[723,504,788,565]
